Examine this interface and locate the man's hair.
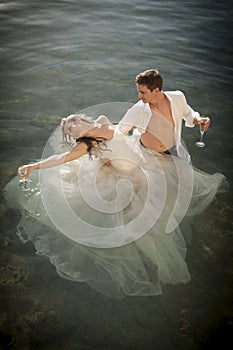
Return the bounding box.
[135,69,163,91]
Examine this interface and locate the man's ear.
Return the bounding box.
[153,87,160,94]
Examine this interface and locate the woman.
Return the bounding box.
[5,112,228,299]
[17,114,115,177]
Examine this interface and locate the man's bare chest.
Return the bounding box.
[150,107,174,127]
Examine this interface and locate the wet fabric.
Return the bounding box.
[4,128,228,299]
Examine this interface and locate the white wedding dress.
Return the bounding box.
[5,124,228,299]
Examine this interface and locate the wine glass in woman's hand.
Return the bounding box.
[19,168,31,192]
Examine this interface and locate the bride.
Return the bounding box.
[4,112,227,299]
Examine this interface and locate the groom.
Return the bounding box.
[118,69,210,157]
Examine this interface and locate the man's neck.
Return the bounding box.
[149,91,165,109]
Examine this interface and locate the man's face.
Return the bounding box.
[136,84,156,104]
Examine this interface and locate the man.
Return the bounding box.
[118,69,210,158]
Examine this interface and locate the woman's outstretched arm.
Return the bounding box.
[18,142,88,179]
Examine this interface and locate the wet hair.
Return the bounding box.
[60,113,94,146]
[135,69,163,91]
[60,113,111,160]
[76,136,111,160]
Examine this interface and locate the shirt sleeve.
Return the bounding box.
[118,102,151,134]
[181,92,200,128]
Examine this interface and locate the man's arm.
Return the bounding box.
[179,91,210,131]
[118,101,151,135]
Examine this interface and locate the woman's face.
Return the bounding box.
[65,116,91,139]
[65,117,81,139]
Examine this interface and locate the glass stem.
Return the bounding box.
[200,130,204,142]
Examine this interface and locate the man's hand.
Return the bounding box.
[101,158,112,167]
[195,116,211,131]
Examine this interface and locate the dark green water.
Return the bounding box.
[0,0,233,349]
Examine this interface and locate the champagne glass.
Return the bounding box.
[19,168,31,192]
[195,121,206,148]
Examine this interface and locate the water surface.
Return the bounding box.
[1,0,233,349]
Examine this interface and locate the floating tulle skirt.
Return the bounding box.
[4,126,228,298]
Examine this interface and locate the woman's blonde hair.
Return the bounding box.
[60,113,94,146]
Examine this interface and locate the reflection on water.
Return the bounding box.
[0,0,233,349]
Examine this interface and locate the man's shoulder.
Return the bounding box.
[165,90,185,98]
[126,100,146,113]
[131,100,145,108]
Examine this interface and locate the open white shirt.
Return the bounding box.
[118,90,200,158]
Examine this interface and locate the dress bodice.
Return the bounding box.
[100,128,140,171]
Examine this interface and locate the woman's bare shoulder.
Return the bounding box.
[96,115,113,126]
[85,116,114,140]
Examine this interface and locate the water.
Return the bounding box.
[1,0,233,349]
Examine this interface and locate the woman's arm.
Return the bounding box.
[18,142,88,179]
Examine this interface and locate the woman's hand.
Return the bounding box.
[101,158,112,167]
[18,164,36,179]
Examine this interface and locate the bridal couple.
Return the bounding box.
[5,69,227,298]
